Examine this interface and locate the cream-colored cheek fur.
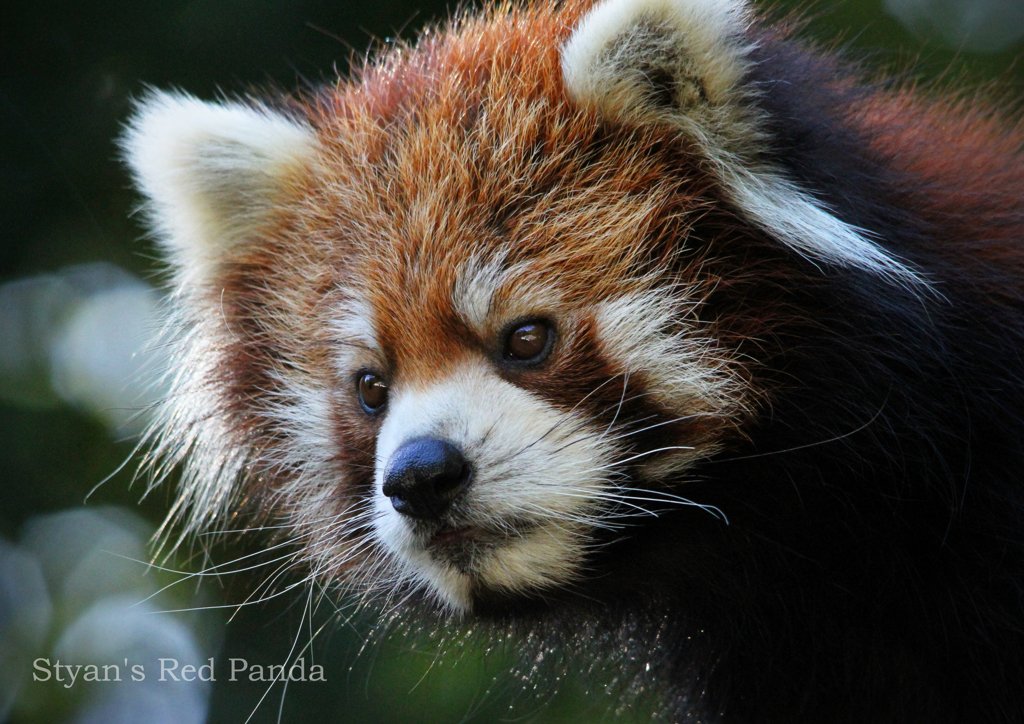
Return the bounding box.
[372,361,613,614]
[594,290,744,475]
[121,91,317,290]
[562,0,923,286]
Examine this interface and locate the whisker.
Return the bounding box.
[593,445,695,470]
[599,370,631,442]
[493,373,627,465]
[710,403,888,464]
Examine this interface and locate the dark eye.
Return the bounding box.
[504,320,553,363]
[357,372,388,413]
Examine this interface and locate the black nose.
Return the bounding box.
[382,438,472,520]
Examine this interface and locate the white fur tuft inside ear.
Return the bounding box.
[562,0,923,286]
[121,91,316,288]
[562,0,752,118]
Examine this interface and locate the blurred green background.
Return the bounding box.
[1,0,1021,722]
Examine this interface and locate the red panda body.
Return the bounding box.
[123,1,1024,721]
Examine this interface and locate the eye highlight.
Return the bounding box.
[504,320,554,364]
[357,372,388,413]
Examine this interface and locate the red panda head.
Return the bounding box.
[121,0,925,614]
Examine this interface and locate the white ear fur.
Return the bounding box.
[121,91,316,288]
[562,0,753,124]
[562,0,923,285]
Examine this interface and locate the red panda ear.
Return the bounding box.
[562,0,754,129]
[121,91,316,290]
[561,0,923,287]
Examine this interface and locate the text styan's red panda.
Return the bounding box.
[121,0,1024,721]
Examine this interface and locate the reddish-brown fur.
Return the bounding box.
[859,92,1024,270]
[215,0,759,507]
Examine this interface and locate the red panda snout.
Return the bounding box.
[371,359,616,613]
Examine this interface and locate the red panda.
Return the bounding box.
[121,0,1024,721]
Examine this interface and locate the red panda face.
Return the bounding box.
[326,258,745,610]
[121,0,922,613]
[263,102,751,610]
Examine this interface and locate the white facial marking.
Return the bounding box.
[452,257,506,332]
[331,292,383,379]
[596,290,719,403]
[451,256,568,337]
[593,291,745,478]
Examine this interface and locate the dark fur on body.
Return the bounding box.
[123,1,1024,722]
